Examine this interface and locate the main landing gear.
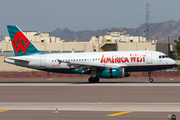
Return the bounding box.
[88,70,100,83]
[148,71,153,83]
[88,76,99,83]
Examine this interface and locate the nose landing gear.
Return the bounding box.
[148,71,153,83]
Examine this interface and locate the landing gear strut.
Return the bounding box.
[148,71,153,83]
[88,76,99,83]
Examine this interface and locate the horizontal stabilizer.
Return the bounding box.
[5,57,29,62]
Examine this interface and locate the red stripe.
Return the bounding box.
[40,64,176,70]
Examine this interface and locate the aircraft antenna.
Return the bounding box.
[145,3,151,41]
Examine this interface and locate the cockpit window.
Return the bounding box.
[159,55,168,59]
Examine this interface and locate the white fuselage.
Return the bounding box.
[5,50,176,73]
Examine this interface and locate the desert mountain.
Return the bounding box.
[50,20,180,43]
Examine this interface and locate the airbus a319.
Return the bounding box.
[4,25,176,83]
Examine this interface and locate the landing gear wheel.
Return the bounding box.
[88,77,94,83]
[94,77,100,83]
[149,78,153,83]
[88,77,100,83]
[148,71,153,83]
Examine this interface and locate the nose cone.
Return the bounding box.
[169,58,176,66]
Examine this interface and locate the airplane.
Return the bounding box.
[4,25,176,83]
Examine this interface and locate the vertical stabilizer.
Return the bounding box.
[7,25,44,56]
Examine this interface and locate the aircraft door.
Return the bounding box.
[146,52,152,64]
[40,56,46,67]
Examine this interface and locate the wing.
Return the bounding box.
[64,61,123,73]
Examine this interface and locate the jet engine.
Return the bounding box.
[98,68,130,78]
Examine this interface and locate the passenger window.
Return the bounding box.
[52,60,54,62]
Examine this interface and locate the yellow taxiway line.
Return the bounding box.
[0,110,9,112]
[107,111,133,116]
[48,78,54,80]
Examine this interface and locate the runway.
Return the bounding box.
[0,77,179,83]
[1,82,180,86]
[0,77,180,120]
[1,102,180,112]
[1,110,179,120]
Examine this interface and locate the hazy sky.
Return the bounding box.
[0,0,180,38]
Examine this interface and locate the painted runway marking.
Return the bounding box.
[48,78,54,80]
[0,109,9,112]
[169,78,174,80]
[107,111,133,116]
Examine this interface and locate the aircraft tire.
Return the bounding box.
[88,77,94,83]
[88,77,99,83]
[149,78,153,83]
[94,77,100,83]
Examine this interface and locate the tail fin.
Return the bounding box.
[7,25,44,56]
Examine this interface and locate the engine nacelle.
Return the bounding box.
[99,68,130,78]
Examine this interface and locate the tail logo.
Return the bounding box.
[11,32,30,54]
